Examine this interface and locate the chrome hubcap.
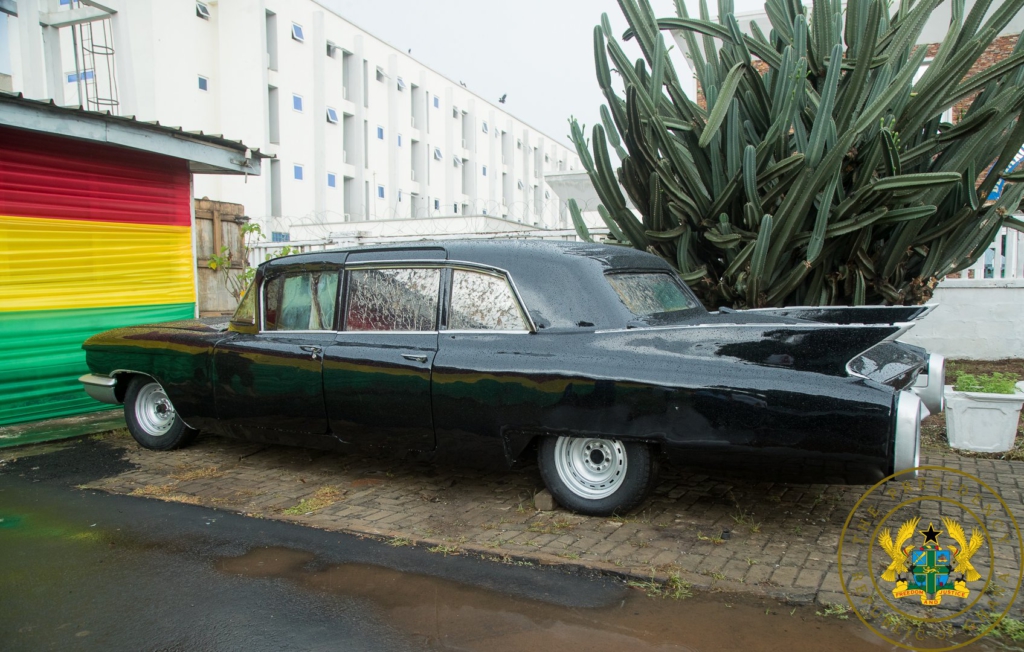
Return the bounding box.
[134,382,175,437]
[553,437,627,500]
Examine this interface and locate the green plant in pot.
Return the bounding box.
[945,371,1024,453]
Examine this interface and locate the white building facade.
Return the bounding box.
[1,0,582,243]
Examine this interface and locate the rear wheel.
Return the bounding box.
[538,436,656,516]
[123,376,198,451]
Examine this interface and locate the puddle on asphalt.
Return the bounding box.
[216,547,902,652]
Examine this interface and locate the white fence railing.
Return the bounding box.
[945,226,1024,283]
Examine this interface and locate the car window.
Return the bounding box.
[449,269,527,330]
[346,268,440,331]
[263,270,339,331]
[606,272,698,317]
[232,278,257,326]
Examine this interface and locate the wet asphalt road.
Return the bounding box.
[0,443,626,651]
[0,439,936,651]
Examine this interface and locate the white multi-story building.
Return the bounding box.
[1,0,582,243]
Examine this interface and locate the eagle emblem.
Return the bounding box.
[877,517,982,605]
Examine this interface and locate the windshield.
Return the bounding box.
[606,272,700,317]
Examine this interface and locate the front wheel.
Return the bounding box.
[123,376,198,451]
[537,436,657,516]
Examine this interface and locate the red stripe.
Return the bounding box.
[0,126,191,227]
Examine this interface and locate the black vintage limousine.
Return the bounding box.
[80,240,943,515]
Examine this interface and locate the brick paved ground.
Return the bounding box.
[50,423,1021,615]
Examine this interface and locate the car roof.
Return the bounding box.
[261,239,698,329]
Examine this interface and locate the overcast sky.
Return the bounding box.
[320,0,764,147]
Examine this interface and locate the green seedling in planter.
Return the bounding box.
[953,372,1020,395]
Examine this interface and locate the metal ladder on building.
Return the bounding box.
[73,19,119,114]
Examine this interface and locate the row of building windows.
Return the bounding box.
[198,1,558,161]
[293,164,503,183]
[292,166,542,199]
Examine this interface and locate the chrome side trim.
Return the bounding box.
[742,303,938,320]
[594,322,908,335]
[886,321,916,342]
[78,374,119,405]
[893,391,922,479]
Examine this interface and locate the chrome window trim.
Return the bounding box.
[340,259,537,334]
[342,265,444,333]
[257,330,340,335]
[603,269,702,314]
[447,265,533,333]
[335,330,441,336]
[260,268,341,334]
[443,330,532,335]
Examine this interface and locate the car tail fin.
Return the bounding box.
[715,323,915,377]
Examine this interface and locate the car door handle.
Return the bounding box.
[300,345,323,360]
[401,353,429,363]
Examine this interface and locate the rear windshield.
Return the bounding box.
[606,272,699,317]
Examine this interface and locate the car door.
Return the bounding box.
[430,266,540,454]
[213,265,339,442]
[323,265,441,451]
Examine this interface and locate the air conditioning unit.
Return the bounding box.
[411,169,416,181]
[461,138,467,149]
[452,107,459,118]
[342,87,348,100]
[411,116,416,128]
[344,213,351,221]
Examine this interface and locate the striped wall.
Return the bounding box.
[0,127,197,426]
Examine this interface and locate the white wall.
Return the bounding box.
[0,14,10,75]
[900,281,1024,360]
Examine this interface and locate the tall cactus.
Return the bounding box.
[571,0,1024,307]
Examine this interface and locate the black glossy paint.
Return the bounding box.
[82,241,931,483]
[324,332,437,451]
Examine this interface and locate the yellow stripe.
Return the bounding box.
[0,215,196,313]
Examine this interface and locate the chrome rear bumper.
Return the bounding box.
[79,374,119,405]
[912,353,945,415]
[893,391,922,479]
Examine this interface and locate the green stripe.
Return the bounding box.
[0,303,195,426]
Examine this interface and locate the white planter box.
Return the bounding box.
[944,382,1024,453]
